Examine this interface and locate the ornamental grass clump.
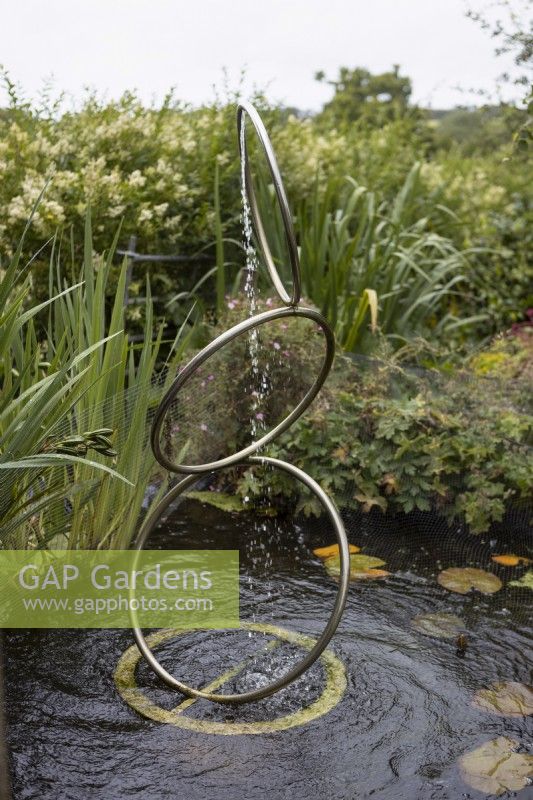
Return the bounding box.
[0,209,190,549]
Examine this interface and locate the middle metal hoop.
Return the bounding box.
[151,305,334,474]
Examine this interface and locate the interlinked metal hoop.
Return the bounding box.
[237,101,301,307]
[151,306,334,474]
[130,456,350,705]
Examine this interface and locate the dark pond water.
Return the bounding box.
[4,500,533,800]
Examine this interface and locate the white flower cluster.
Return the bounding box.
[0,102,234,254]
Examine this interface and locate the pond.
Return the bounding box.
[4,499,533,799]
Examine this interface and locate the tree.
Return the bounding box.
[466,1,532,151]
[466,0,532,89]
[315,65,413,126]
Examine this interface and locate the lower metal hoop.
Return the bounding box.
[130,455,350,705]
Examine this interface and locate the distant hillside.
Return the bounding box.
[425,105,525,152]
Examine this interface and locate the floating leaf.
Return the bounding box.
[473,682,533,717]
[412,612,465,639]
[313,543,360,560]
[492,554,532,567]
[509,570,533,590]
[348,554,386,570]
[350,568,390,581]
[187,491,244,513]
[437,567,502,595]
[324,553,387,580]
[459,736,533,795]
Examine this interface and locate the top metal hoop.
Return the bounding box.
[237,102,301,307]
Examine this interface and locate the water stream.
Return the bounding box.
[239,116,277,627]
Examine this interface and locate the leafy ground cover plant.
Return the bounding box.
[184,300,532,533]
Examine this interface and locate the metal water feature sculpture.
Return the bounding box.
[131,102,350,705]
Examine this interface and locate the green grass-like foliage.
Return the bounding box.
[0,210,190,549]
[252,164,485,350]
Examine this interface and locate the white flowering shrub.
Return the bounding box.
[0,97,233,258]
[0,87,529,334]
[0,93,433,260]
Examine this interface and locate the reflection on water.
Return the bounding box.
[5,500,533,800]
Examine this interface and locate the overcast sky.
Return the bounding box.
[0,0,525,111]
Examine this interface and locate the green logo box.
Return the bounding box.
[0,550,239,628]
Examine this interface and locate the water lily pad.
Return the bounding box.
[459,736,533,795]
[313,542,360,560]
[349,554,386,570]
[509,570,533,590]
[324,553,387,580]
[350,568,391,581]
[472,682,533,717]
[492,554,532,567]
[187,491,244,513]
[411,612,465,639]
[437,567,502,595]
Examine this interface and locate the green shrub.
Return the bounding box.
[253,164,481,351]
[0,78,530,341]
[418,150,532,333]
[189,303,532,533]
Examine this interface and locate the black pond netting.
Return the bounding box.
[149,315,532,534]
[2,323,533,799]
[3,308,531,666]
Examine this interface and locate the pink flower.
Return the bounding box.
[200,423,208,432]
[266,297,273,307]
[273,341,281,350]
[227,300,237,310]
[208,374,215,381]
[282,350,290,357]
[255,412,265,421]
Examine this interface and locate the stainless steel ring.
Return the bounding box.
[151,306,334,474]
[130,455,350,705]
[237,102,301,307]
